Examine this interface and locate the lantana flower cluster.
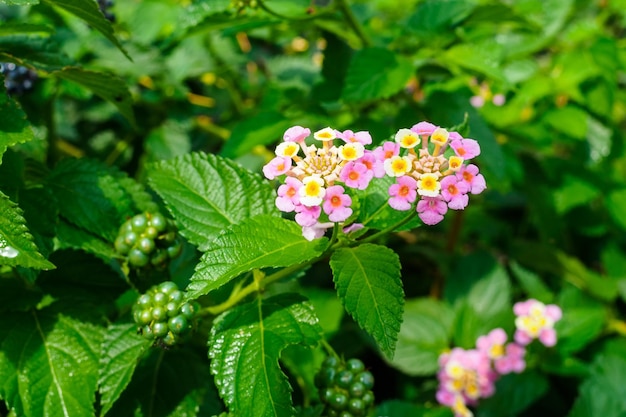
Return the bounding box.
[262,122,486,239]
[437,299,562,417]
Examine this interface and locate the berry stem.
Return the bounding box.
[321,338,340,360]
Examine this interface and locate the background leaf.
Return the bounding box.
[148,152,277,251]
[208,293,323,417]
[477,371,549,417]
[188,215,327,299]
[0,82,34,163]
[330,243,404,358]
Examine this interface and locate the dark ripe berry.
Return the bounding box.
[158,281,178,294]
[138,310,153,326]
[138,237,155,254]
[152,322,169,337]
[128,248,149,267]
[335,370,353,389]
[316,366,336,388]
[348,398,365,414]
[328,391,349,411]
[354,371,374,390]
[151,306,167,321]
[346,359,365,373]
[114,236,130,255]
[152,292,168,306]
[144,226,159,239]
[361,391,374,407]
[149,212,168,232]
[1,62,38,96]
[131,214,148,232]
[167,242,182,259]
[168,315,188,334]
[320,387,334,402]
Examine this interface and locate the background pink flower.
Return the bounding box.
[450,138,481,160]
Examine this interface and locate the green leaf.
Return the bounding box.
[386,298,453,376]
[509,261,554,303]
[407,0,476,36]
[0,0,39,4]
[376,400,451,417]
[556,286,606,355]
[0,276,43,312]
[0,309,104,417]
[53,67,135,126]
[148,152,277,251]
[607,188,626,231]
[441,42,505,81]
[177,0,231,33]
[42,0,130,60]
[47,158,138,242]
[0,23,73,70]
[553,175,599,214]
[543,106,588,140]
[188,215,327,299]
[98,323,151,416]
[356,175,421,231]
[106,348,223,417]
[477,372,549,417]
[220,111,292,159]
[208,293,323,417]
[341,47,414,102]
[0,81,34,163]
[330,244,404,358]
[0,191,54,271]
[55,220,118,260]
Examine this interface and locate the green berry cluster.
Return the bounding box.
[315,357,375,417]
[115,212,182,268]
[132,281,200,346]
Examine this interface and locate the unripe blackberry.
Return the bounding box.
[114,212,182,269]
[1,62,37,96]
[132,281,200,347]
[315,357,375,417]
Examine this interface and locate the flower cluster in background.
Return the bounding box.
[436,299,562,417]
[262,122,486,240]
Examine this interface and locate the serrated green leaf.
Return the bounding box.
[0,191,54,271]
[42,0,130,60]
[220,111,292,159]
[55,219,119,260]
[341,47,414,102]
[407,0,476,36]
[99,323,151,416]
[386,298,453,376]
[0,80,35,163]
[0,309,104,417]
[148,152,277,251]
[356,175,421,231]
[53,67,135,126]
[188,215,327,299]
[47,158,138,242]
[330,244,404,358]
[106,348,223,417]
[477,372,549,417]
[0,24,73,71]
[209,293,323,417]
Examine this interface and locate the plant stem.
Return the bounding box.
[358,211,418,245]
[335,0,372,48]
[256,0,325,21]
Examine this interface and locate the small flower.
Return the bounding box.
[450,138,481,160]
[301,222,333,241]
[275,141,300,158]
[492,94,506,106]
[395,128,421,149]
[299,176,326,206]
[283,126,310,142]
[417,173,441,197]
[295,204,321,227]
[494,343,526,375]
[457,164,486,195]
[263,156,292,180]
[322,185,352,222]
[374,141,400,160]
[388,176,417,211]
[411,121,437,136]
[476,328,507,361]
[440,176,469,210]
[275,177,302,212]
[360,151,385,178]
[448,156,464,172]
[430,127,450,146]
[384,155,412,177]
[340,161,373,190]
[338,142,365,161]
[513,299,562,347]
[470,96,485,108]
[337,129,372,145]
[417,196,447,225]
[313,127,336,141]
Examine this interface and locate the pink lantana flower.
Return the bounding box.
[301,222,333,241]
[283,125,310,142]
[476,328,508,361]
[360,151,385,178]
[457,164,486,195]
[450,138,481,160]
[322,186,352,222]
[336,129,372,145]
[263,156,292,180]
[275,177,302,212]
[513,299,562,347]
[437,348,497,408]
[417,196,448,225]
[295,204,321,227]
[388,176,417,211]
[411,121,437,136]
[373,141,400,161]
[441,176,469,210]
[340,162,373,190]
[494,343,526,375]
